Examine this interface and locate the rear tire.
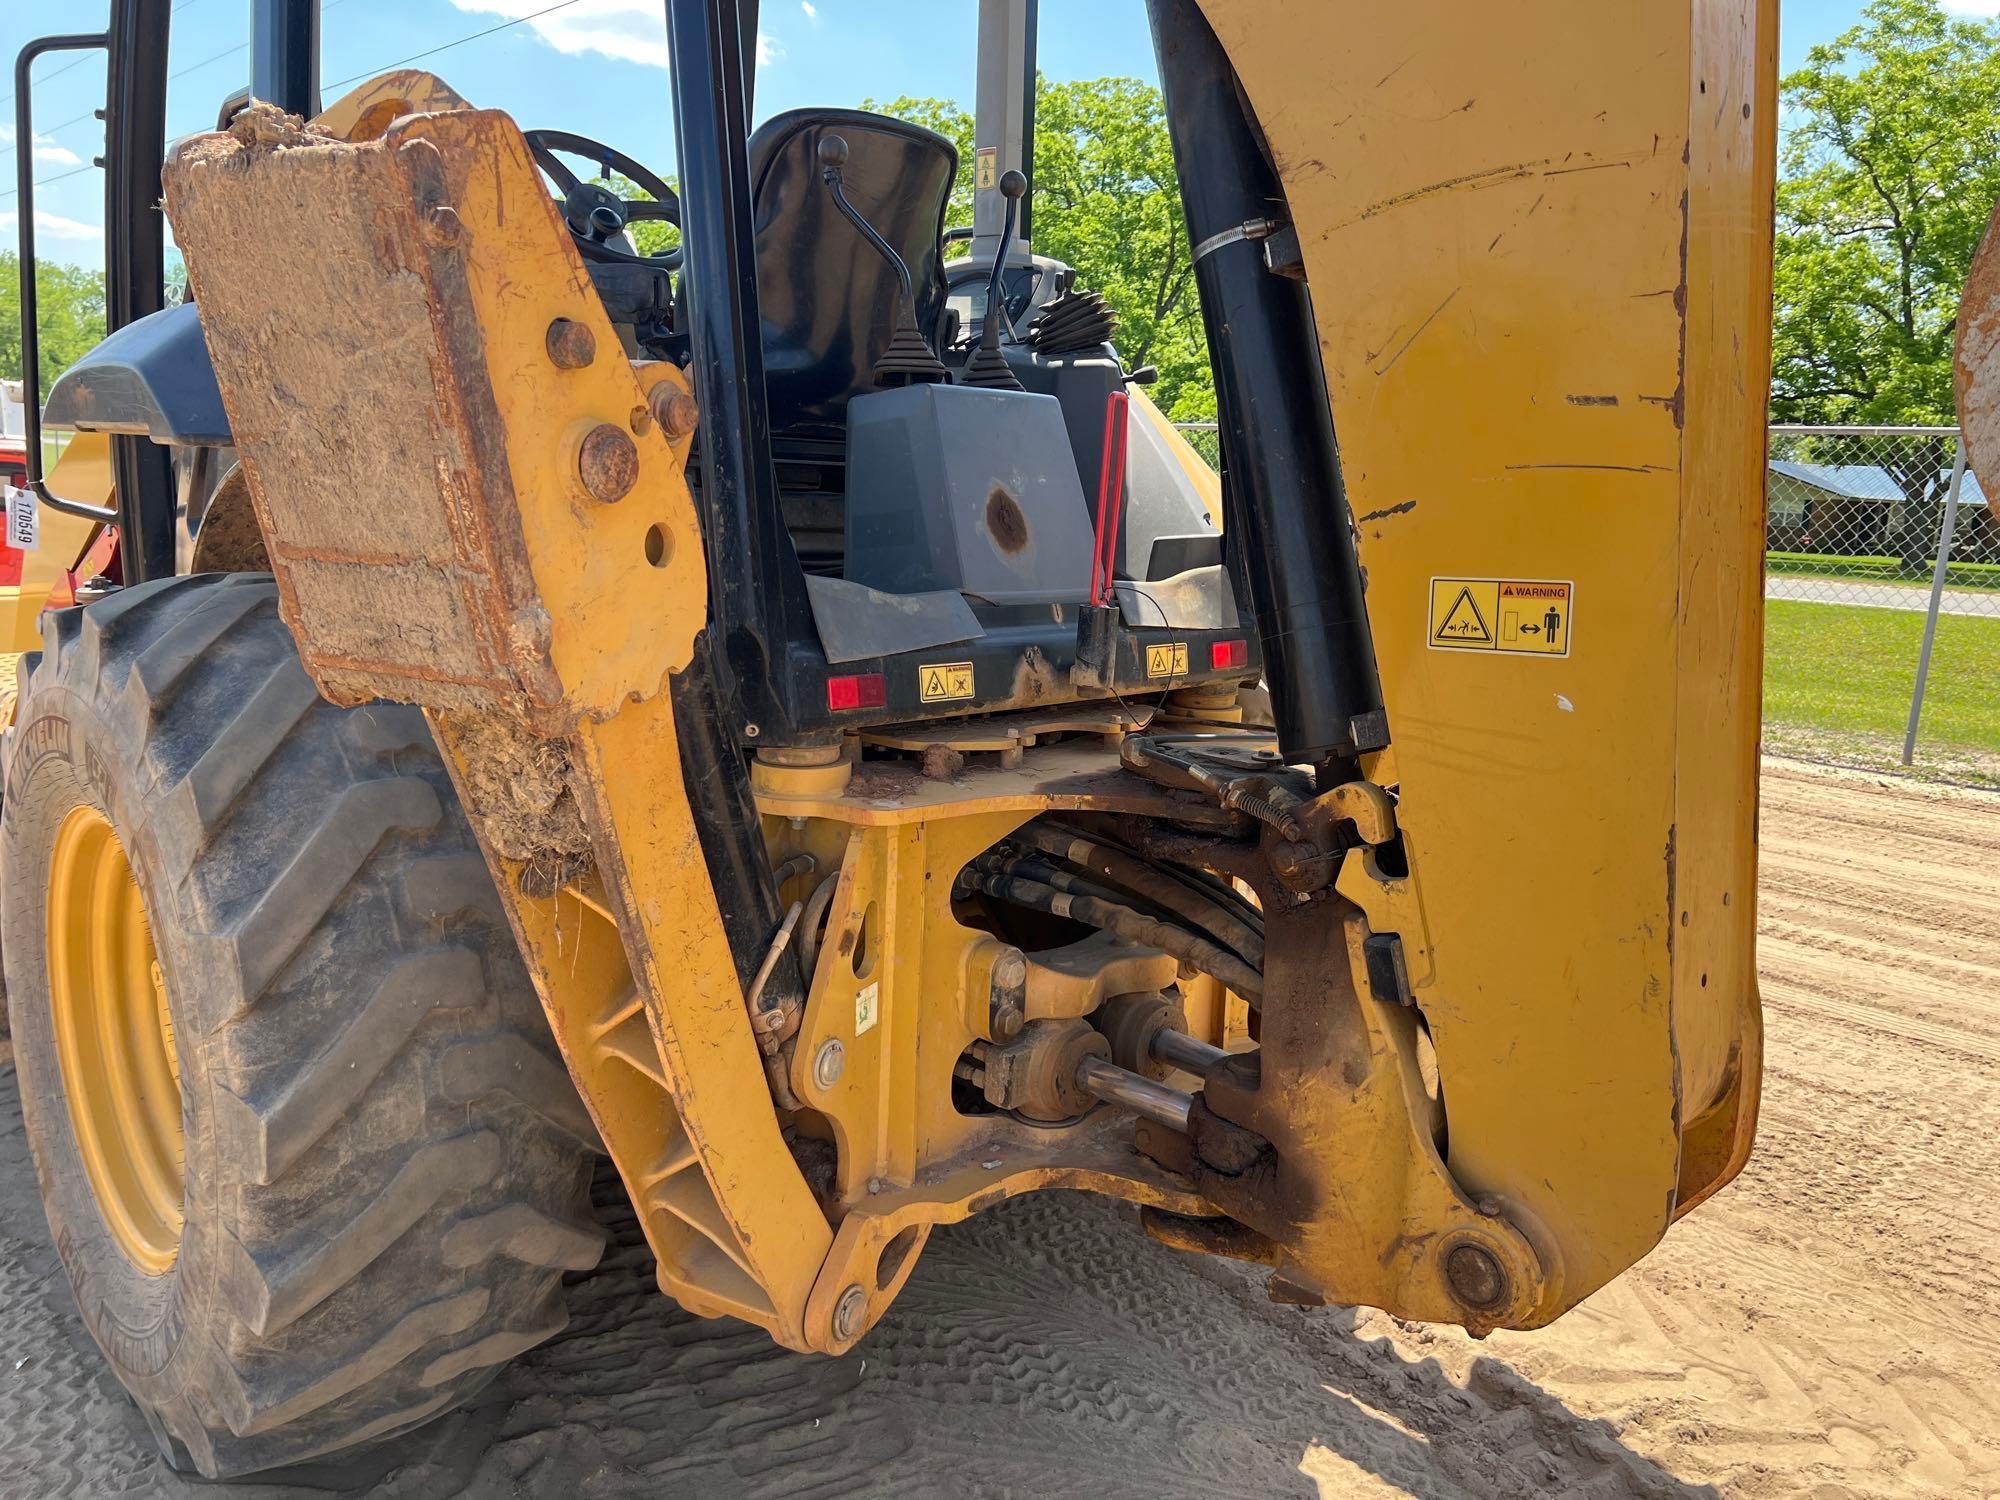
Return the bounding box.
[2,574,602,1477]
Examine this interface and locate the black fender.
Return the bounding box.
[42,302,232,446]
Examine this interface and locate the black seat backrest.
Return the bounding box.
[748,108,957,436]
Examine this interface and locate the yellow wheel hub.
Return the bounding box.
[47,805,184,1274]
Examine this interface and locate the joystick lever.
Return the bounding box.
[819,133,949,385]
[962,169,1028,392]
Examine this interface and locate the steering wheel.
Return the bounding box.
[524,129,682,271]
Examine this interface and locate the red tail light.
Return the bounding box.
[1210,639,1248,670]
[826,673,887,711]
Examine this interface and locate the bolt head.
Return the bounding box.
[832,1282,867,1341]
[1444,1242,1507,1310]
[577,422,639,503]
[813,1037,846,1090]
[545,317,597,370]
[649,383,700,438]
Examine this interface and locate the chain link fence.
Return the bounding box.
[1764,426,1997,613]
[1173,420,2000,781]
[1174,421,1221,470]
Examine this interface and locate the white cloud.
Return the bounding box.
[0,125,83,167]
[0,209,103,240]
[757,31,785,65]
[446,0,668,69]
[1945,1,2000,14]
[801,1,818,20]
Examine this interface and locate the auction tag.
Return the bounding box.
[5,486,39,552]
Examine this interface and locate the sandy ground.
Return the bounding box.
[1,755,1997,1499]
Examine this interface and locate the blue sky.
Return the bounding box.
[3,0,1995,271]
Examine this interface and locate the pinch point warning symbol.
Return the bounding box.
[1434,585,1493,646]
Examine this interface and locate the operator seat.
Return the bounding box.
[748,108,958,438]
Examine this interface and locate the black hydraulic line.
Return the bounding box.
[105,0,175,582]
[796,871,840,980]
[664,0,813,742]
[670,631,805,1034]
[1016,821,1265,967]
[771,851,816,887]
[961,868,1264,1004]
[1051,815,1268,937]
[1147,0,1385,773]
[972,849,1150,916]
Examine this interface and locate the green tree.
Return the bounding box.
[860,96,975,237]
[869,78,1215,420]
[0,251,107,389]
[1772,0,2000,426]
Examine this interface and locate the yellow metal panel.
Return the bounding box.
[1669,0,1776,1210]
[394,108,710,719]
[565,693,835,1344]
[163,105,703,727]
[1203,0,1771,1309]
[313,70,471,141]
[2,433,107,655]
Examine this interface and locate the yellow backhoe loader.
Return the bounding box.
[6,0,1771,1476]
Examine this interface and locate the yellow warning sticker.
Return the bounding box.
[919,661,975,702]
[974,146,998,191]
[1428,578,1572,657]
[1146,642,1190,678]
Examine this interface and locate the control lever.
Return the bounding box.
[962,169,1028,391]
[818,133,948,385]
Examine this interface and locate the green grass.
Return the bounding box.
[1766,552,2000,592]
[1763,599,2000,783]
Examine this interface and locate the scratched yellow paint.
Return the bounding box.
[1202,0,1771,1314]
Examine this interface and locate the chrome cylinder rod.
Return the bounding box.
[1150,1029,1230,1076]
[1076,1055,1194,1132]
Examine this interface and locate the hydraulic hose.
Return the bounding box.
[1015,822,1264,967]
[958,868,1264,1005]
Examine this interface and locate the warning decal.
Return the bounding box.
[920,661,975,702]
[1145,642,1189,678]
[1428,578,1572,657]
[975,146,998,191]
